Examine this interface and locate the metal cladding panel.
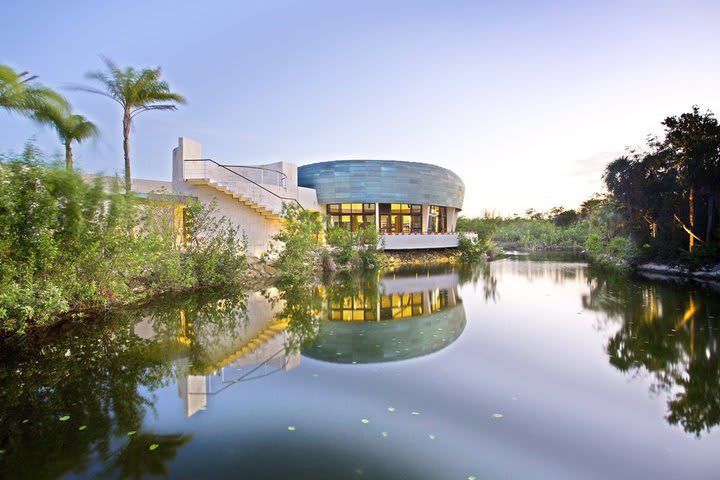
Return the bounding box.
[297,160,465,209]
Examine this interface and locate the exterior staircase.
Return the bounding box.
[204,320,289,374]
[184,159,301,220]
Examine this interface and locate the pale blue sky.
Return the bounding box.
[2,0,720,215]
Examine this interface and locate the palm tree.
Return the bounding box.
[32,106,98,170]
[75,58,185,194]
[0,64,69,117]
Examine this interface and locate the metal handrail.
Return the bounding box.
[184,158,303,210]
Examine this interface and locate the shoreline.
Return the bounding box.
[636,262,720,281]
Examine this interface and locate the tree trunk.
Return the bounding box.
[122,110,131,194]
[706,193,715,244]
[689,186,695,251]
[65,142,73,171]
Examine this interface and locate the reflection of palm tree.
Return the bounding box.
[109,433,192,480]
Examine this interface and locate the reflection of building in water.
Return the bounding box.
[133,290,300,417]
[305,267,467,364]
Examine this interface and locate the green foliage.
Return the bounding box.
[273,204,323,286]
[682,242,720,270]
[585,231,637,271]
[0,64,69,117]
[602,106,720,263]
[458,233,491,263]
[326,225,384,269]
[0,145,246,334]
[183,199,248,287]
[458,214,589,251]
[326,227,355,264]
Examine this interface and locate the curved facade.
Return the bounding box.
[298,160,465,241]
[298,160,464,209]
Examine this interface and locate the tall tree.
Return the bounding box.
[76,58,185,193]
[0,64,68,117]
[32,107,98,170]
[662,106,720,247]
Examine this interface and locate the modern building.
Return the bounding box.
[127,137,467,253]
[298,159,465,249]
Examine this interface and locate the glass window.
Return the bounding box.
[378,203,421,233]
[428,205,447,233]
[327,203,377,232]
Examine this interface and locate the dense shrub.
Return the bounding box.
[272,203,323,286]
[0,145,247,333]
[326,226,383,269]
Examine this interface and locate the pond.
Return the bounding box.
[1,254,719,479]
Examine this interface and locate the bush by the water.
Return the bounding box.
[0,145,247,333]
[326,226,384,270]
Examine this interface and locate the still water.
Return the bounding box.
[1,254,720,479]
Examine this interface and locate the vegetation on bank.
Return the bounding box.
[460,107,720,272]
[604,106,720,267]
[0,146,246,334]
[272,204,384,285]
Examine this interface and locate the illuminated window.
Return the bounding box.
[327,203,377,232]
[378,203,421,233]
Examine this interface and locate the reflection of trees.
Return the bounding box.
[273,280,323,355]
[0,289,243,478]
[106,433,192,480]
[458,263,498,302]
[584,270,720,436]
[130,290,249,372]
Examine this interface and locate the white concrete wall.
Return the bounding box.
[168,137,319,256]
[381,233,461,249]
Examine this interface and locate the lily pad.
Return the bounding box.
[361,418,369,424]
[58,415,70,422]
[78,425,87,431]
[127,431,137,436]
[387,407,395,412]
[411,411,421,416]
[287,425,296,431]
[381,432,389,438]
[468,476,477,480]
[492,413,504,419]
[428,434,436,440]
[22,419,29,424]
[148,444,159,451]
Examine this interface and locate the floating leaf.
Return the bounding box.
[381,432,389,438]
[78,425,87,431]
[492,413,504,419]
[361,418,369,424]
[148,444,159,451]
[468,476,477,480]
[387,407,395,412]
[428,434,436,440]
[22,419,29,424]
[127,431,137,436]
[58,415,70,422]
[411,412,420,416]
[287,426,296,431]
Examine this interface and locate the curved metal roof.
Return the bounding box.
[298,160,464,209]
